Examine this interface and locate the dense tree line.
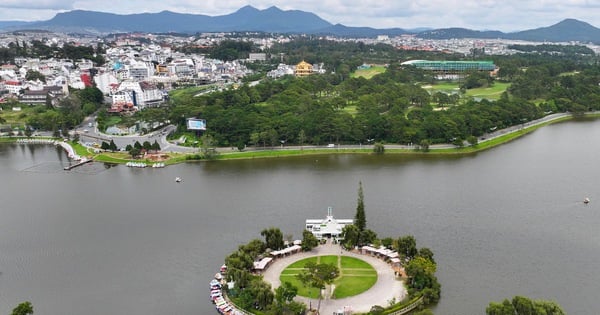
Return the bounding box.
[224,228,306,314]
[486,296,565,315]
[165,63,542,147]
[21,87,104,132]
[208,40,255,61]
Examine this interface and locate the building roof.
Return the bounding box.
[401,60,496,71]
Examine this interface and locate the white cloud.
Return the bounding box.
[0,0,598,31]
[0,0,73,10]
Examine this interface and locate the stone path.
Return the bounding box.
[261,241,407,315]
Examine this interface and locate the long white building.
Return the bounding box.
[305,207,353,240]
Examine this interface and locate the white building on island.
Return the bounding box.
[305,207,353,240]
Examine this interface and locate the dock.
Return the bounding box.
[64,159,93,170]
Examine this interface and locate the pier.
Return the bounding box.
[64,158,93,170]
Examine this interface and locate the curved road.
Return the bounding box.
[262,241,406,315]
[72,112,575,154]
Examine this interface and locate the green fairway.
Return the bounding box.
[424,81,510,101]
[465,82,511,100]
[351,66,386,79]
[279,255,377,299]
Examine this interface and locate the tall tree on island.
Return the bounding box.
[355,181,366,233]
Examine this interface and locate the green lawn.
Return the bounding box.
[333,275,378,298]
[279,255,377,299]
[351,66,386,79]
[465,82,511,100]
[286,257,317,268]
[0,105,41,127]
[424,82,510,101]
[340,256,373,268]
[318,255,338,266]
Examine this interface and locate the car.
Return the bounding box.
[327,144,335,148]
[83,129,89,133]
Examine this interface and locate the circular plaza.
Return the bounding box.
[261,240,407,315]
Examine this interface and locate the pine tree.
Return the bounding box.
[355,181,366,232]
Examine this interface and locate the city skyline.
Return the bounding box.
[0,0,599,32]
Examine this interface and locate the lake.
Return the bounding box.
[1,119,599,315]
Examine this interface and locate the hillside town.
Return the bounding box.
[1,30,599,121]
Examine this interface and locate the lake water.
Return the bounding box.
[1,119,599,315]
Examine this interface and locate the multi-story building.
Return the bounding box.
[295,60,313,77]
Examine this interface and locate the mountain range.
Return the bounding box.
[1,6,600,43]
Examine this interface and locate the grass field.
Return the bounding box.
[423,82,511,101]
[465,82,511,100]
[351,66,386,79]
[279,255,377,299]
[0,105,40,127]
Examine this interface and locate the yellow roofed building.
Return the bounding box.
[295,60,313,77]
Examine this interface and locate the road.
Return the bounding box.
[73,116,197,153]
[69,111,574,154]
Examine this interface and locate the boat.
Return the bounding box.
[175,177,182,183]
[584,197,590,204]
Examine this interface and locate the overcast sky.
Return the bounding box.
[0,0,599,32]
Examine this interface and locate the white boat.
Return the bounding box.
[584,197,590,204]
[175,177,182,182]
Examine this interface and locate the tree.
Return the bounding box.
[486,299,516,315]
[298,129,306,148]
[484,296,566,315]
[418,247,435,264]
[142,140,152,151]
[296,261,339,314]
[396,235,418,260]
[275,281,298,305]
[25,69,46,83]
[201,134,219,160]
[373,142,385,154]
[467,135,478,146]
[109,139,117,151]
[11,301,33,315]
[355,181,366,232]
[151,140,161,151]
[261,227,285,251]
[340,224,360,249]
[130,147,141,158]
[419,139,430,152]
[24,127,33,138]
[301,229,319,251]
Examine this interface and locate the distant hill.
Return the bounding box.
[313,24,409,37]
[0,21,35,29]
[508,18,600,42]
[1,6,600,42]
[418,28,505,40]
[11,5,333,34]
[417,19,600,43]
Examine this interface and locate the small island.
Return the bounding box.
[209,183,440,315]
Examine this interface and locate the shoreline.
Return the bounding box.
[3,112,596,165]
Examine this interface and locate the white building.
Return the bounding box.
[94,72,119,95]
[128,62,151,81]
[116,81,163,110]
[305,207,353,240]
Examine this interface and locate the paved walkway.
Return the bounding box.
[262,241,407,315]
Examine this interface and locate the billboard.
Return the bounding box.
[186,118,206,131]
